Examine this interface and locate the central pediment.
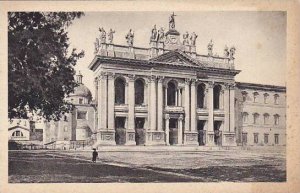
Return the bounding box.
[150,50,204,67]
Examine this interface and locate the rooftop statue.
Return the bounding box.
[99,27,106,44]
[183,31,189,45]
[169,12,177,30]
[229,46,236,60]
[207,39,214,56]
[190,32,198,46]
[157,27,165,42]
[108,28,115,44]
[224,45,230,58]
[125,29,134,46]
[150,25,157,42]
[94,38,100,53]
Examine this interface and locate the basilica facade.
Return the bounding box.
[89,16,241,147]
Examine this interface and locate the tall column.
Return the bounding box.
[190,79,196,132]
[229,84,235,132]
[107,72,115,130]
[165,114,170,145]
[150,75,157,131]
[101,72,108,129]
[208,82,214,132]
[175,89,178,106]
[184,79,190,132]
[178,88,182,106]
[97,76,102,129]
[128,75,135,130]
[157,77,164,131]
[164,86,168,107]
[178,115,183,144]
[224,84,230,132]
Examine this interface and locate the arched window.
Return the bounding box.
[197,84,205,108]
[263,113,270,124]
[263,93,269,104]
[213,85,222,109]
[167,81,176,106]
[253,92,259,103]
[274,94,279,105]
[241,91,248,102]
[12,130,24,137]
[135,79,144,105]
[242,112,249,123]
[274,114,280,125]
[115,77,126,104]
[253,113,259,124]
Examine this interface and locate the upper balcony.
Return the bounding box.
[164,106,184,113]
[114,104,128,112]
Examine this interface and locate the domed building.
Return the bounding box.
[44,72,97,150]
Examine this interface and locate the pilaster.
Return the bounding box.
[157,76,164,131]
[190,79,196,132]
[150,75,157,131]
[224,84,230,132]
[178,115,183,145]
[207,81,215,146]
[184,79,190,132]
[165,114,170,145]
[107,72,115,130]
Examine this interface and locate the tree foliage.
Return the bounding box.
[8,12,85,121]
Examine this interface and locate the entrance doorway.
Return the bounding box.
[214,121,222,146]
[115,117,126,145]
[197,120,206,146]
[169,118,178,145]
[135,117,145,145]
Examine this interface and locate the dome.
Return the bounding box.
[68,72,92,102]
[70,84,92,98]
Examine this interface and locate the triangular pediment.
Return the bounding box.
[150,50,203,67]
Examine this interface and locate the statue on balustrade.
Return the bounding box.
[183,31,190,45]
[150,25,157,42]
[224,45,230,58]
[207,39,214,56]
[190,32,198,46]
[125,29,134,46]
[157,27,165,42]
[169,12,177,30]
[94,38,100,53]
[98,27,106,44]
[108,28,115,44]
[229,46,236,60]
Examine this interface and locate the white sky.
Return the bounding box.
[67,11,286,96]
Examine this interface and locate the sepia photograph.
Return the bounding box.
[1,1,300,193]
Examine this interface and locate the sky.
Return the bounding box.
[67,11,286,96]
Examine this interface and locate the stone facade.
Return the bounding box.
[235,82,286,146]
[89,17,240,147]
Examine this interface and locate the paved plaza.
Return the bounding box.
[9,148,286,183]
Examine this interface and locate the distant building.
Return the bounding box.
[235,82,286,146]
[43,72,97,150]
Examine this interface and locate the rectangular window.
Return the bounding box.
[275,134,279,144]
[254,133,259,144]
[77,111,87,120]
[264,134,269,144]
[79,98,83,104]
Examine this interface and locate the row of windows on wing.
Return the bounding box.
[242,91,281,104]
[114,77,224,109]
[242,112,280,125]
[242,133,280,144]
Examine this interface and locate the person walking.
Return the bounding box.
[92,148,98,163]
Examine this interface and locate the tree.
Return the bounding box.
[8,12,85,121]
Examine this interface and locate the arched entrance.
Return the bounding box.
[197,120,206,146]
[213,85,222,109]
[169,118,178,145]
[135,117,145,145]
[214,121,222,146]
[197,84,206,108]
